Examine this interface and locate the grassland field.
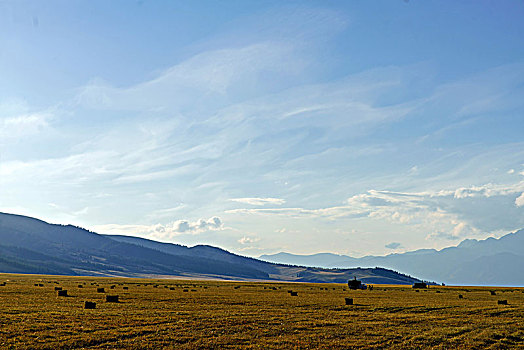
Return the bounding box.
[0,273,523,349]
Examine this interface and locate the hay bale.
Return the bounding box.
[497,300,508,305]
[97,288,105,293]
[170,287,175,290]
[106,295,119,303]
[458,294,463,299]
[57,290,68,297]
[345,297,353,305]
[290,292,298,296]
[123,286,128,290]
[183,289,189,292]
[84,301,96,309]
[78,285,83,288]
[234,286,240,289]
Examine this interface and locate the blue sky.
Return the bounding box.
[1,0,523,257]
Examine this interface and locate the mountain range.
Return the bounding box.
[260,229,524,286]
[0,212,422,285]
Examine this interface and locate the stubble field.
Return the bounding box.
[0,273,523,349]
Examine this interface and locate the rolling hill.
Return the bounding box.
[260,229,524,286]
[0,212,422,284]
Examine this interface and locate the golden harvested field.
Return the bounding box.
[0,274,523,349]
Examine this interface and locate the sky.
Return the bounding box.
[1,0,523,258]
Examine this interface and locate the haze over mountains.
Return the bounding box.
[0,212,421,285]
[260,229,524,286]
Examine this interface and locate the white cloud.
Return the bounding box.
[230,197,285,206]
[516,192,524,207]
[172,217,223,234]
[238,236,260,245]
[227,181,524,242]
[93,216,224,240]
[452,183,523,199]
[0,112,51,139]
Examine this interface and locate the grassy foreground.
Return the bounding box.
[0,274,523,349]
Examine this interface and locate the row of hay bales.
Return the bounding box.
[39,283,123,309]
[19,278,519,309]
[47,281,215,308]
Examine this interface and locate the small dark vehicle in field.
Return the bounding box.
[348,277,367,290]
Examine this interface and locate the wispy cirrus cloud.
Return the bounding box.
[0,113,51,138]
[230,197,285,206]
[75,42,305,113]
